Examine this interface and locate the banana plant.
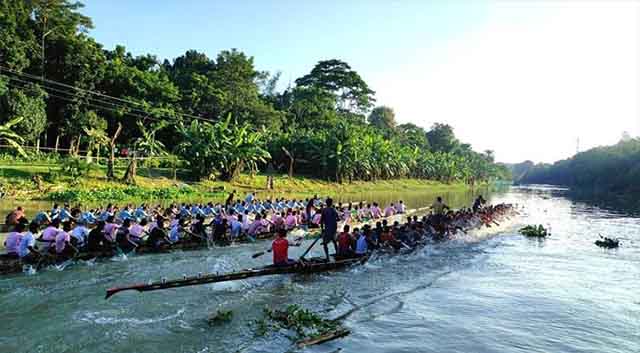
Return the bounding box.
[0,117,27,157]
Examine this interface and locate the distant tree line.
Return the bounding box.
[0,0,509,184]
[512,137,640,195]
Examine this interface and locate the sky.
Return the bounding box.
[82,0,640,164]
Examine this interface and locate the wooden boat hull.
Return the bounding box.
[105,256,367,298]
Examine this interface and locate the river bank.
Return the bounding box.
[0,163,478,204]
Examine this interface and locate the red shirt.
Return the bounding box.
[337,232,351,253]
[272,237,289,264]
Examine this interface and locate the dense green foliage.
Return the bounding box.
[513,138,640,194]
[0,0,507,184]
[46,185,201,202]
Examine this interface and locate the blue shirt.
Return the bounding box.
[134,208,148,220]
[230,220,242,238]
[118,209,133,221]
[18,232,36,258]
[59,208,73,222]
[80,212,97,224]
[355,235,368,255]
[169,226,180,242]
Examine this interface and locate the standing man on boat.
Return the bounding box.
[430,196,450,229]
[225,190,237,208]
[320,198,339,261]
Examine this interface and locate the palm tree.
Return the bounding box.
[122,121,168,184]
[83,127,110,164]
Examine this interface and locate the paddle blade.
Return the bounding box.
[251,251,265,259]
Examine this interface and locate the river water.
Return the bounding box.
[0,185,638,353]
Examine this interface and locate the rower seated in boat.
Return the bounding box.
[336,225,355,259]
[38,218,60,253]
[19,222,41,264]
[116,219,138,253]
[189,215,207,242]
[146,216,171,250]
[272,229,296,267]
[55,222,78,261]
[70,220,90,250]
[354,228,368,257]
[129,219,147,245]
[4,222,26,258]
[87,221,111,252]
[379,226,401,249]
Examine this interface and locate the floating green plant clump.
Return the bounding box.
[519,224,549,237]
[207,309,233,326]
[259,305,350,348]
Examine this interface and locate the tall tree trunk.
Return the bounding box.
[86,141,93,163]
[76,135,81,156]
[107,123,123,180]
[69,138,76,156]
[281,147,294,178]
[122,156,137,185]
[54,134,59,153]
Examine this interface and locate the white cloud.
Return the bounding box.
[372,1,639,163]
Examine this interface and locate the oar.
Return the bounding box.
[298,232,323,260]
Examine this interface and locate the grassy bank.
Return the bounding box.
[0,163,472,204]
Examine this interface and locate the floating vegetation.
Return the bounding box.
[595,236,620,249]
[519,224,549,238]
[207,309,233,326]
[258,305,350,348]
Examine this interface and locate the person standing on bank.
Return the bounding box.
[320,197,339,261]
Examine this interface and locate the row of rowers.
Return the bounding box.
[2,197,409,262]
[9,195,406,228]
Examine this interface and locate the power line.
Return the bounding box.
[4,74,156,117]
[0,65,215,124]
[5,80,168,125]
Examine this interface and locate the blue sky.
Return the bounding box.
[82,1,639,163]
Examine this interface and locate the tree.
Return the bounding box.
[368,106,396,131]
[397,123,430,150]
[0,83,48,143]
[83,125,109,164]
[426,123,458,153]
[176,115,271,181]
[0,117,27,157]
[106,123,122,180]
[295,59,375,114]
[127,120,168,181]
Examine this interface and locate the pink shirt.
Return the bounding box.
[4,232,23,254]
[371,207,382,219]
[55,231,70,253]
[384,207,395,217]
[285,215,297,229]
[248,220,264,235]
[104,223,119,242]
[42,226,59,241]
[129,224,145,238]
